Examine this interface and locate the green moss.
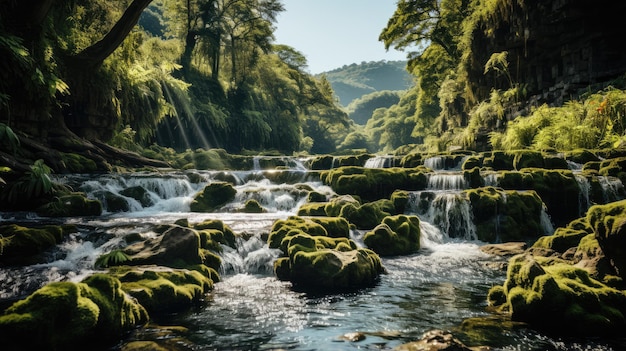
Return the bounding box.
[59,152,98,173]
[193,219,236,248]
[0,275,147,350]
[497,169,581,226]
[189,182,236,212]
[114,267,213,314]
[297,202,328,216]
[512,150,544,170]
[586,199,626,276]
[0,224,77,264]
[320,166,427,201]
[363,215,420,256]
[493,254,626,336]
[268,216,330,249]
[37,193,103,217]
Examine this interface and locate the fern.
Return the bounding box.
[0,123,20,154]
[95,249,131,268]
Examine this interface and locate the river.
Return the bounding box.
[1,155,625,350]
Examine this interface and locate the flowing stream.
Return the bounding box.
[1,157,626,350]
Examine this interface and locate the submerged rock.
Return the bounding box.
[394,329,490,351]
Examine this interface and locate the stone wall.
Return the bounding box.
[466,0,626,117]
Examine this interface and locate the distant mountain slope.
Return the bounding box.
[318,60,413,106]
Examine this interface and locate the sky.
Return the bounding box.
[273,0,407,74]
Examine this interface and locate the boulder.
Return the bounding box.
[0,274,148,351]
[487,253,626,336]
[364,215,421,256]
[37,193,102,217]
[587,199,626,276]
[189,181,236,212]
[112,266,214,313]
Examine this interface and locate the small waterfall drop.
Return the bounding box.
[364,155,395,168]
[219,234,281,275]
[407,191,477,241]
[426,173,468,190]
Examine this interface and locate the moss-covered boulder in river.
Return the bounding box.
[487,254,626,336]
[269,216,384,291]
[0,274,148,351]
[111,266,214,314]
[190,181,236,212]
[364,215,420,256]
[320,166,428,201]
[0,224,78,265]
[465,187,547,243]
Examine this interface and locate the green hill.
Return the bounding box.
[319,60,413,107]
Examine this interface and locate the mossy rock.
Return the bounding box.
[0,224,77,264]
[37,193,102,217]
[532,217,593,253]
[497,169,581,226]
[399,153,423,168]
[320,166,427,201]
[239,199,266,213]
[363,215,420,256]
[60,152,99,173]
[120,186,154,208]
[463,167,484,188]
[309,155,334,170]
[297,202,328,216]
[113,266,214,314]
[189,182,236,212]
[564,149,600,165]
[192,219,236,248]
[587,199,626,276]
[483,151,514,171]
[461,155,483,170]
[268,216,350,252]
[512,150,544,170]
[121,225,204,268]
[268,216,331,250]
[465,187,546,243]
[339,199,396,230]
[489,254,626,336]
[324,195,361,217]
[0,274,148,350]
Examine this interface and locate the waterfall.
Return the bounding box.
[364,155,394,168]
[426,173,468,190]
[218,234,281,275]
[407,191,477,241]
[574,174,591,216]
[598,176,625,203]
[424,156,445,170]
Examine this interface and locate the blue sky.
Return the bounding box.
[274,0,407,74]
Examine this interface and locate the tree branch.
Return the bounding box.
[71,0,154,68]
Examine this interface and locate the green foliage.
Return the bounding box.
[1,159,53,206]
[346,90,404,125]
[0,122,20,154]
[491,87,626,151]
[321,60,412,106]
[95,250,131,268]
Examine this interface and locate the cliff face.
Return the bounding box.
[467,0,626,112]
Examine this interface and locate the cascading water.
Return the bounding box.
[1,158,624,351]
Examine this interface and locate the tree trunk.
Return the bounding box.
[64,0,154,141]
[70,0,154,69]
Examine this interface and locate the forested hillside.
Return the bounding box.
[1,0,626,172]
[319,60,412,106]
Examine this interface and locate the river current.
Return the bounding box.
[1,155,625,350]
